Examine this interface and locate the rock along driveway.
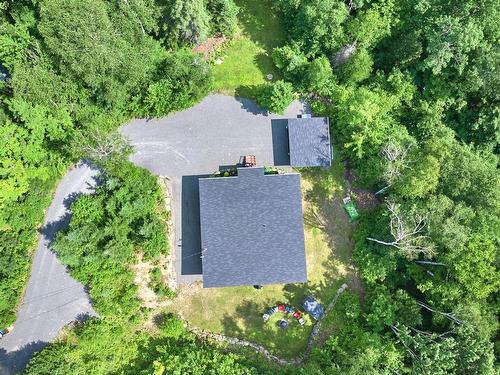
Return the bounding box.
[120,94,305,284]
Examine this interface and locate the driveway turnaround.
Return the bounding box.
[120,94,305,284]
[0,162,98,375]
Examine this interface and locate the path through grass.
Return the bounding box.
[212,0,286,97]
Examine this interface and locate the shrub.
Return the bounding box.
[304,56,333,90]
[149,267,175,300]
[256,80,295,114]
[52,161,169,318]
[132,50,211,118]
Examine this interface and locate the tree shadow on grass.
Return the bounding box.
[254,52,281,80]
[235,0,285,51]
[301,167,365,299]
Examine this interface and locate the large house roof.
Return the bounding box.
[287,117,331,167]
[199,167,307,288]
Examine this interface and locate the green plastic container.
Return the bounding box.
[343,201,360,222]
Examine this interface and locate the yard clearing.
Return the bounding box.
[166,159,359,359]
[212,0,285,97]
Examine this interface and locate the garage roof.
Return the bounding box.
[288,117,331,167]
[199,167,307,288]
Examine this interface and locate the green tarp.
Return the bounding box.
[343,201,360,221]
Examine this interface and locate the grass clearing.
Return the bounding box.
[167,158,359,358]
[212,0,286,97]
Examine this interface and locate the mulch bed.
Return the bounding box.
[351,188,380,210]
[193,36,226,60]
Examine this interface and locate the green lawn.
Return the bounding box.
[212,0,286,98]
[167,159,359,359]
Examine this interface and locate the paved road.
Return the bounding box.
[120,94,305,284]
[0,162,98,375]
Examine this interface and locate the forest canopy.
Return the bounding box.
[0,0,498,374]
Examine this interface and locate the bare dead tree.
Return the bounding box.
[345,0,355,12]
[415,260,446,266]
[410,326,457,339]
[331,40,357,68]
[80,129,131,162]
[416,301,463,325]
[390,325,417,358]
[375,139,412,195]
[367,201,436,259]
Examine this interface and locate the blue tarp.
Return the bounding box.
[303,296,324,320]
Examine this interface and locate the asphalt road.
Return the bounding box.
[120,94,305,284]
[0,162,98,375]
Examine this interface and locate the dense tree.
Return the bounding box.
[256,80,295,114]
[447,236,499,300]
[0,22,31,69]
[130,50,211,117]
[273,1,499,374]
[272,43,308,82]
[159,0,210,47]
[206,0,239,37]
[38,0,162,107]
[336,48,373,83]
[304,56,333,91]
[0,0,213,326]
[287,0,348,56]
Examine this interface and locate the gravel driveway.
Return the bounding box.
[120,94,305,284]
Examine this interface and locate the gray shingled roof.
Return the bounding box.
[287,117,332,167]
[199,167,307,288]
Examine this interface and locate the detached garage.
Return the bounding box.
[287,116,332,167]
